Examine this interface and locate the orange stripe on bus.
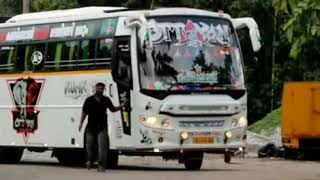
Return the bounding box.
[0,69,112,77]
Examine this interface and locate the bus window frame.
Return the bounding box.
[112,36,133,90]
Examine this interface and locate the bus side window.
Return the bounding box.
[19,43,46,72]
[47,41,78,71]
[16,45,26,72]
[96,38,113,69]
[0,46,16,73]
[79,39,96,69]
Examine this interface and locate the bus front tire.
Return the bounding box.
[0,147,24,164]
[224,152,231,163]
[183,152,203,170]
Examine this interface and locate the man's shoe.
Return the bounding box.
[86,161,92,170]
[97,165,105,172]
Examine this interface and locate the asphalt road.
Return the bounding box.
[0,151,320,180]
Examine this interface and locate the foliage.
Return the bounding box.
[273,0,320,59]
[0,0,22,16]
[78,0,127,7]
[31,0,79,11]
[248,108,281,136]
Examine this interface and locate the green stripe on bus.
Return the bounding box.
[55,43,63,70]
[68,41,76,64]
[24,46,30,71]
[7,48,14,67]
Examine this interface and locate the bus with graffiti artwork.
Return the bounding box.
[0,7,261,170]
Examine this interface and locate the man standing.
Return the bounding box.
[79,82,126,172]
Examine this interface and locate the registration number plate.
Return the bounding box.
[192,137,214,144]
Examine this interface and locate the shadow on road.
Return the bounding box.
[2,161,246,172]
[115,165,243,172]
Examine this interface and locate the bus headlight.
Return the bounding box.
[146,117,157,125]
[225,131,233,139]
[180,131,189,140]
[238,116,247,127]
[231,116,247,128]
[140,116,173,130]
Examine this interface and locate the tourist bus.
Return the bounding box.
[0,7,261,170]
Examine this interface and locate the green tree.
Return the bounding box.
[273,0,320,59]
[0,0,22,16]
[31,0,79,12]
[78,0,127,7]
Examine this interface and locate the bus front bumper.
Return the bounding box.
[136,126,247,154]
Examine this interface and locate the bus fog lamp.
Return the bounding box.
[225,131,232,139]
[180,131,189,140]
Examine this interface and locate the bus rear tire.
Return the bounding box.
[54,149,86,165]
[0,147,24,164]
[106,150,119,169]
[183,152,203,170]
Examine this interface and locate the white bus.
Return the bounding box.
[0,7,261,170]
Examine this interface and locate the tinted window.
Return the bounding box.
[79,39,96,69]
[96,38,113,68]
[16,43,46,72]
[0,46,16,73]
[47,41,78,71]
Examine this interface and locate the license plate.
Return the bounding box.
[192,137,214,144]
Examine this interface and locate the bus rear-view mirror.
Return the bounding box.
[232,17,262,52]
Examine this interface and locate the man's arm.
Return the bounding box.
[78,111,87,132]
[79,98,89,132]
[108,98,127,112]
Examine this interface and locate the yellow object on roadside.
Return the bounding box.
[282,82,320,150]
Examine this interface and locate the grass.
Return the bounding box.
[248,108,281,136]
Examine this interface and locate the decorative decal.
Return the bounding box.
[140,129,152,144]
[148,19,233,47]
[0,32,7,42]
[64,80,108,100]
[34,26,50,40]
[6,28,34,42]
[31,51,43,65]
[7,77,45,143]
[74,25,89,37]
[118,91,131,135]
[0,18,119,45]
[176,63,218,84]
[99,18,118,37]
[50,23,74,38]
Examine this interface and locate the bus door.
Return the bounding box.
[112,36,133,136]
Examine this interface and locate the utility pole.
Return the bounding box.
[23,0,30,13]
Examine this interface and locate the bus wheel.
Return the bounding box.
[54,149,86,165]
[224,152,231,163]
[183,152,203,170]
[0,148,24,164]
[106,150,119,169]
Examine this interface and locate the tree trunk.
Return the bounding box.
[23,0,30,13]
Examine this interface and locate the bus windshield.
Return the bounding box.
[138,16,244,91]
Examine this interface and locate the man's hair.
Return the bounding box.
[95,82,106,88]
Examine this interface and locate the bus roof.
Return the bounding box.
[1,7,231,28]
